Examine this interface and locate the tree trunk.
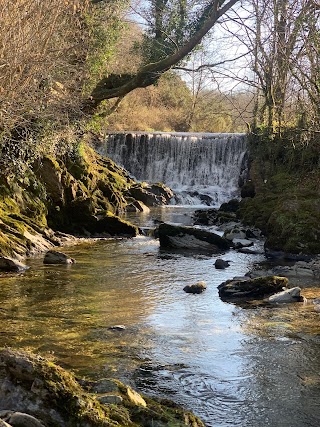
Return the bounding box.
[82,0,239,113]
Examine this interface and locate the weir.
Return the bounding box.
[98,132,248,206]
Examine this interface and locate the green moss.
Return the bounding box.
[0,349,204,427]
[240,131,320,255]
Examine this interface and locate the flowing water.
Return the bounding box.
[98,132,248,205]
[1,207,320,427]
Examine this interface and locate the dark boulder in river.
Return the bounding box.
[43,250,75,265]
[218,276,288,302]
[214,258,230,269]
[158,223,231,252]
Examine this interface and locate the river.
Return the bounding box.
[0,207,319,426]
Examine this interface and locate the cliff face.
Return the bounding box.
[239,132,320,256]
[0,143,139,259]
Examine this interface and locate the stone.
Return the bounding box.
[0,411,45,427]
[97,395,123,405]
[314,304,320,313]
[126,387,147,407]
[108,325,126,331]
[126,200,150,213]
[233,239,254,249]
[214,259,230,269]
[128,183,173,207]
[0,257,28,272]
[94,214,138,237]
[193,208,218,226]
[267,287,305,303]
[245,228,262,239]
[148,183,174,204]
[224,227,247,241]
[219,199,240,213]
[158,223,231,252]
[218,276,289,302]
[43,250,75,265]
[192,208,237,227]
[238,247,264,255]
[183,281,207,294]
[91,379,119,394]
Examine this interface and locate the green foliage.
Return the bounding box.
[84,2,127,94]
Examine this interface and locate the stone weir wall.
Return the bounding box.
[97,132,248,206]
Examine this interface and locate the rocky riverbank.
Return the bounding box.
[0,141,173,263]
[0,348,204,427]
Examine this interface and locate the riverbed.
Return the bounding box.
[0,207,320,426]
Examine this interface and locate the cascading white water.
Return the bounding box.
[98,132,248,206]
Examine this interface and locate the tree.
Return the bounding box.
[249,0,319,133]
[84,0,240,112]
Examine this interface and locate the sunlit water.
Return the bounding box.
[0,208,320,426]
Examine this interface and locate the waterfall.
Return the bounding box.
[98,132,248,206]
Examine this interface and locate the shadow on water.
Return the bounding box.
[0,207,320,426]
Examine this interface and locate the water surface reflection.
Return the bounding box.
[0,209,319,426]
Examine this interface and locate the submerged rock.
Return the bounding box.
[183,281,207,294]
[218,276,288,302]
[267,287,305,303]
[43,250,75,265]
[0,348,205,427]
[108,325,126,331]
[158,223,231,252]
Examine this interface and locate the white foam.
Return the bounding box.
[99,132,248,206]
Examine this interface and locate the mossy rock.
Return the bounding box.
[238,147,320,255]
[218,276,288,302]
[0,349,205,427]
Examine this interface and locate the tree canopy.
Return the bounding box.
[84,0,240,112]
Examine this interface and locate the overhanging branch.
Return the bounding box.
[83,0,240,113]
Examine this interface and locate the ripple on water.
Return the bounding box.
[0,208,320,427]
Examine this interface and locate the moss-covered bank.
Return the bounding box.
[0,348,204,427]
[239,130,320,256]
[0,140,142,259]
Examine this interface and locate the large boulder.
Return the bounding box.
[218,276,288,302]
[127,183,173,207]
[0,348,205,427]
[93,213,138,237]
[158,223,231,252]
